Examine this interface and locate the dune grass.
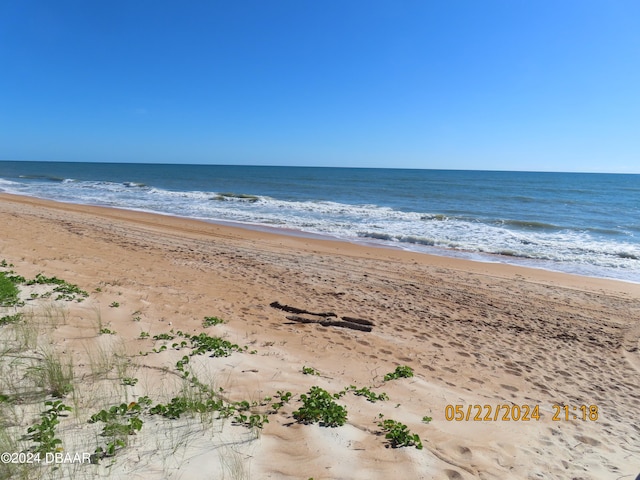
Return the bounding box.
[26,349,74,398]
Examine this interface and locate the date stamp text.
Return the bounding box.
[444,404,599,422]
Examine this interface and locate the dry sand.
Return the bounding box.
[1,192,639,480]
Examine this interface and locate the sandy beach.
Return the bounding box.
[1,192,639,480]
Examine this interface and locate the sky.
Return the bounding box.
[1,1,639,173]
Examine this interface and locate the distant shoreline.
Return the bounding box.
[2,159,639,175]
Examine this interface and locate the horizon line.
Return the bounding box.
[0,158,638,175]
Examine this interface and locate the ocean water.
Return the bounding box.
[1,161,639,283]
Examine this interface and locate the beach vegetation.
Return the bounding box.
[10,313,40,352]
[270,390,293,413]
[0,272,21,307]
[153,332,175,341]
[86,342,119,378]
[203,315,225,327]
[351,386,389,403]
[109,301,120,308]
[93,438,126,462]
[188,332,243,357]
[90,397,151,462]
[27,349,74,397]
[121,377,138,386]
[24,273,89,302]
[377,417,423,449]
[383,365,414,381]
[39,302,70,328]
[293,386,347,427]
[332,384,389,403]
[302,365,320,376]
[24,400,72,454]
[166,395,225,419]
[233,406,270,430]
[0,268,26,286]
[139,331,150,339]
[0,312,22,326]
[99,327,116,335]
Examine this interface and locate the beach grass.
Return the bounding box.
[26,348,74,398]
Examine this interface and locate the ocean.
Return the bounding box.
[1,161,639,283]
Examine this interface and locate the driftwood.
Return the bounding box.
[285,315,373,333]
[341,316,375,326]
[270,301,336,318]
[271,301,375,333]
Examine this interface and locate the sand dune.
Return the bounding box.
[1,193,639,479]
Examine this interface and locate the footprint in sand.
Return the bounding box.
[575,435,602,447]
[444,469,464,480]
[500,384,519,392]
[457,446,472,460]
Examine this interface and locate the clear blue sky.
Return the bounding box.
[1,1,639,172]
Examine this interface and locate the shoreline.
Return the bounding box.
[1,191,639,479]
[1,192,638,294]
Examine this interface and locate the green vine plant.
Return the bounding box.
[383,365,414,381]
[377,416,423,449]
[24,273,89,302]
[202,316,225,327]
[148,329,245,358]
[0,313,22,326]
[270,390,293,413]
[233,412,270,429]
[149,395,224,420]
[0,271,23,307]
[121,377,138,387]
[293,386,347,427]
[301,366,320,376]
[350,386,389,403]
[23,400,72,454]
[89,397,152,463]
